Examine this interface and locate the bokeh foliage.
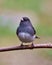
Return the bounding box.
[0,0,52,36]
[0,0,52,63]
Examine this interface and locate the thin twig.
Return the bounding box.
[0,43,52,52]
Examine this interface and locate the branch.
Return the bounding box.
[0,43,52,52]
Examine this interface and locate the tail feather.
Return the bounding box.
[35,36,40,39]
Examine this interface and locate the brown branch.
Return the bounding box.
[0,43,52,52]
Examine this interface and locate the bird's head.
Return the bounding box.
[22,17,30,22]
[20,17,31,26]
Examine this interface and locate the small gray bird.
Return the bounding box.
[16,17,39,46]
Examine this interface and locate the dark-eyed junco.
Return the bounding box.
[16,17,39,46]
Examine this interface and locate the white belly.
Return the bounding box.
[18,32,35,43]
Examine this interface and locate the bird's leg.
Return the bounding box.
[31,42,34,47]
[20,42,24,46]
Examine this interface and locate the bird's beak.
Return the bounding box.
[21,18,23,21]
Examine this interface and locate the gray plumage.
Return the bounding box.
[16,17,36,36]
[16,17,37,43]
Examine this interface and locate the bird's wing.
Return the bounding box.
[28,22,36,35]
[32,26,36,34]
[26,26,36,36]
[27,21,36,35]
[16,26,19,35]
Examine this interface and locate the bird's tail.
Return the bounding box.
[35,36,40,39]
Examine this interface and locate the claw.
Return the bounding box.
[20,43,24,47]
[31,43,34,47]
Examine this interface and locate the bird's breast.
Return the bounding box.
[18,32,35,43]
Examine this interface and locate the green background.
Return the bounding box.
[0,0,52,65]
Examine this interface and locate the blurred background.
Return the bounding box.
[0,0,52,65]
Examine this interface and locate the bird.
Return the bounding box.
[16,17,39,46]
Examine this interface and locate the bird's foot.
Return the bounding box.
[31,43,34,47]
[20,43,24,47]
[28,43,34,49]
